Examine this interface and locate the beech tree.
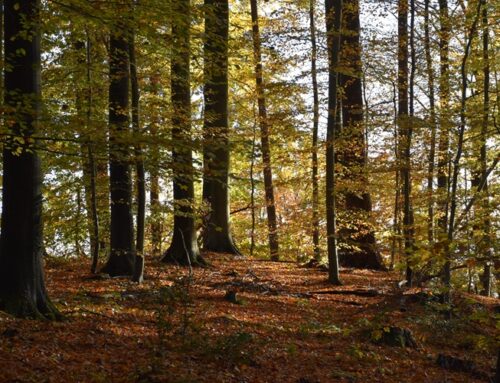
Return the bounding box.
[337,0,384,270]
[202,0,240,254]
[101,7,136,277]
[250,0,279,261]
[162,0,203,266]
[325,0,342,285]
[0,0,59,318]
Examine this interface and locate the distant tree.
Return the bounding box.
[101,8,136,276]
[162,0,203,266]
[202,0,240,255]
[0,0,59,318]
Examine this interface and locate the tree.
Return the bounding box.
[162,0,203,266]
[129,22,145,283]
[397,0,414,284]
[202,0,240,255]
[250,0,279,261]
[0,0,59,318]
[325,0,342,285]
[101,8,136,277]
[337,0,384,270]
[309,0,321,261]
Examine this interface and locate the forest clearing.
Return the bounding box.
[0,253,498,383]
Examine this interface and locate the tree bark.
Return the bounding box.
[398,0,414,285]
[101,11,136,276]
[424,0,437,246]
[309,0,321,261]
[162,0,203,266]
[325,0,342,285]
[202,0,240,255]
[129,25,145,283]
[338,0,384,270]
[437,0,450,287]
[250,0,279,261]
[0,0,59,319]
[473,0,492,297]
[149,74,162,257]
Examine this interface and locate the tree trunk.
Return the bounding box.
[338,0,383,270]
[250,0,279,261]
[445,0,482,297]
[424,0,437,246]
[101,13,136,276]
[437,0,450,287]
[85,33,100,275]
[398,0,414,285]
[473,0,492,297]
[149,74,162,257]
[202,0,240,254]
[325,0,342,285]
[309,0,321,261]
[74,34,101,274]
[162,0,203,266]
[129,26,145,283]
[0,0,59,319]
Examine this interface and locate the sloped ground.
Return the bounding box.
[0,253,497,382]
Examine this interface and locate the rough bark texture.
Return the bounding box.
[337,0,384,270]
[250,0,279,260]
[325,0,342,285]
[162,0,203,266]
[202,0,240,255]
[0,0,59,319]
[101,16,136,277]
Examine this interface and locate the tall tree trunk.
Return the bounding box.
[445,0,482,296]
[129,26,145,283]
[149,74,162,256]
[309,0,321,261]
[74,34,101,274]
[250,0,279,260]
[101,12,136,276]
[325,0,342,285]
[85,32,100,274]
[162,0,203,266]
[338,0,384,270]
[424,0,437,246]
[398,0,414,285]
[202,0,240,254]
[437,0,450,287]
[472,0,492,297]
[0,0,59,319]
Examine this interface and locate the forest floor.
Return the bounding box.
[0,253,497,383]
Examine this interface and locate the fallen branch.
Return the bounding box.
[308,289,380,297]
